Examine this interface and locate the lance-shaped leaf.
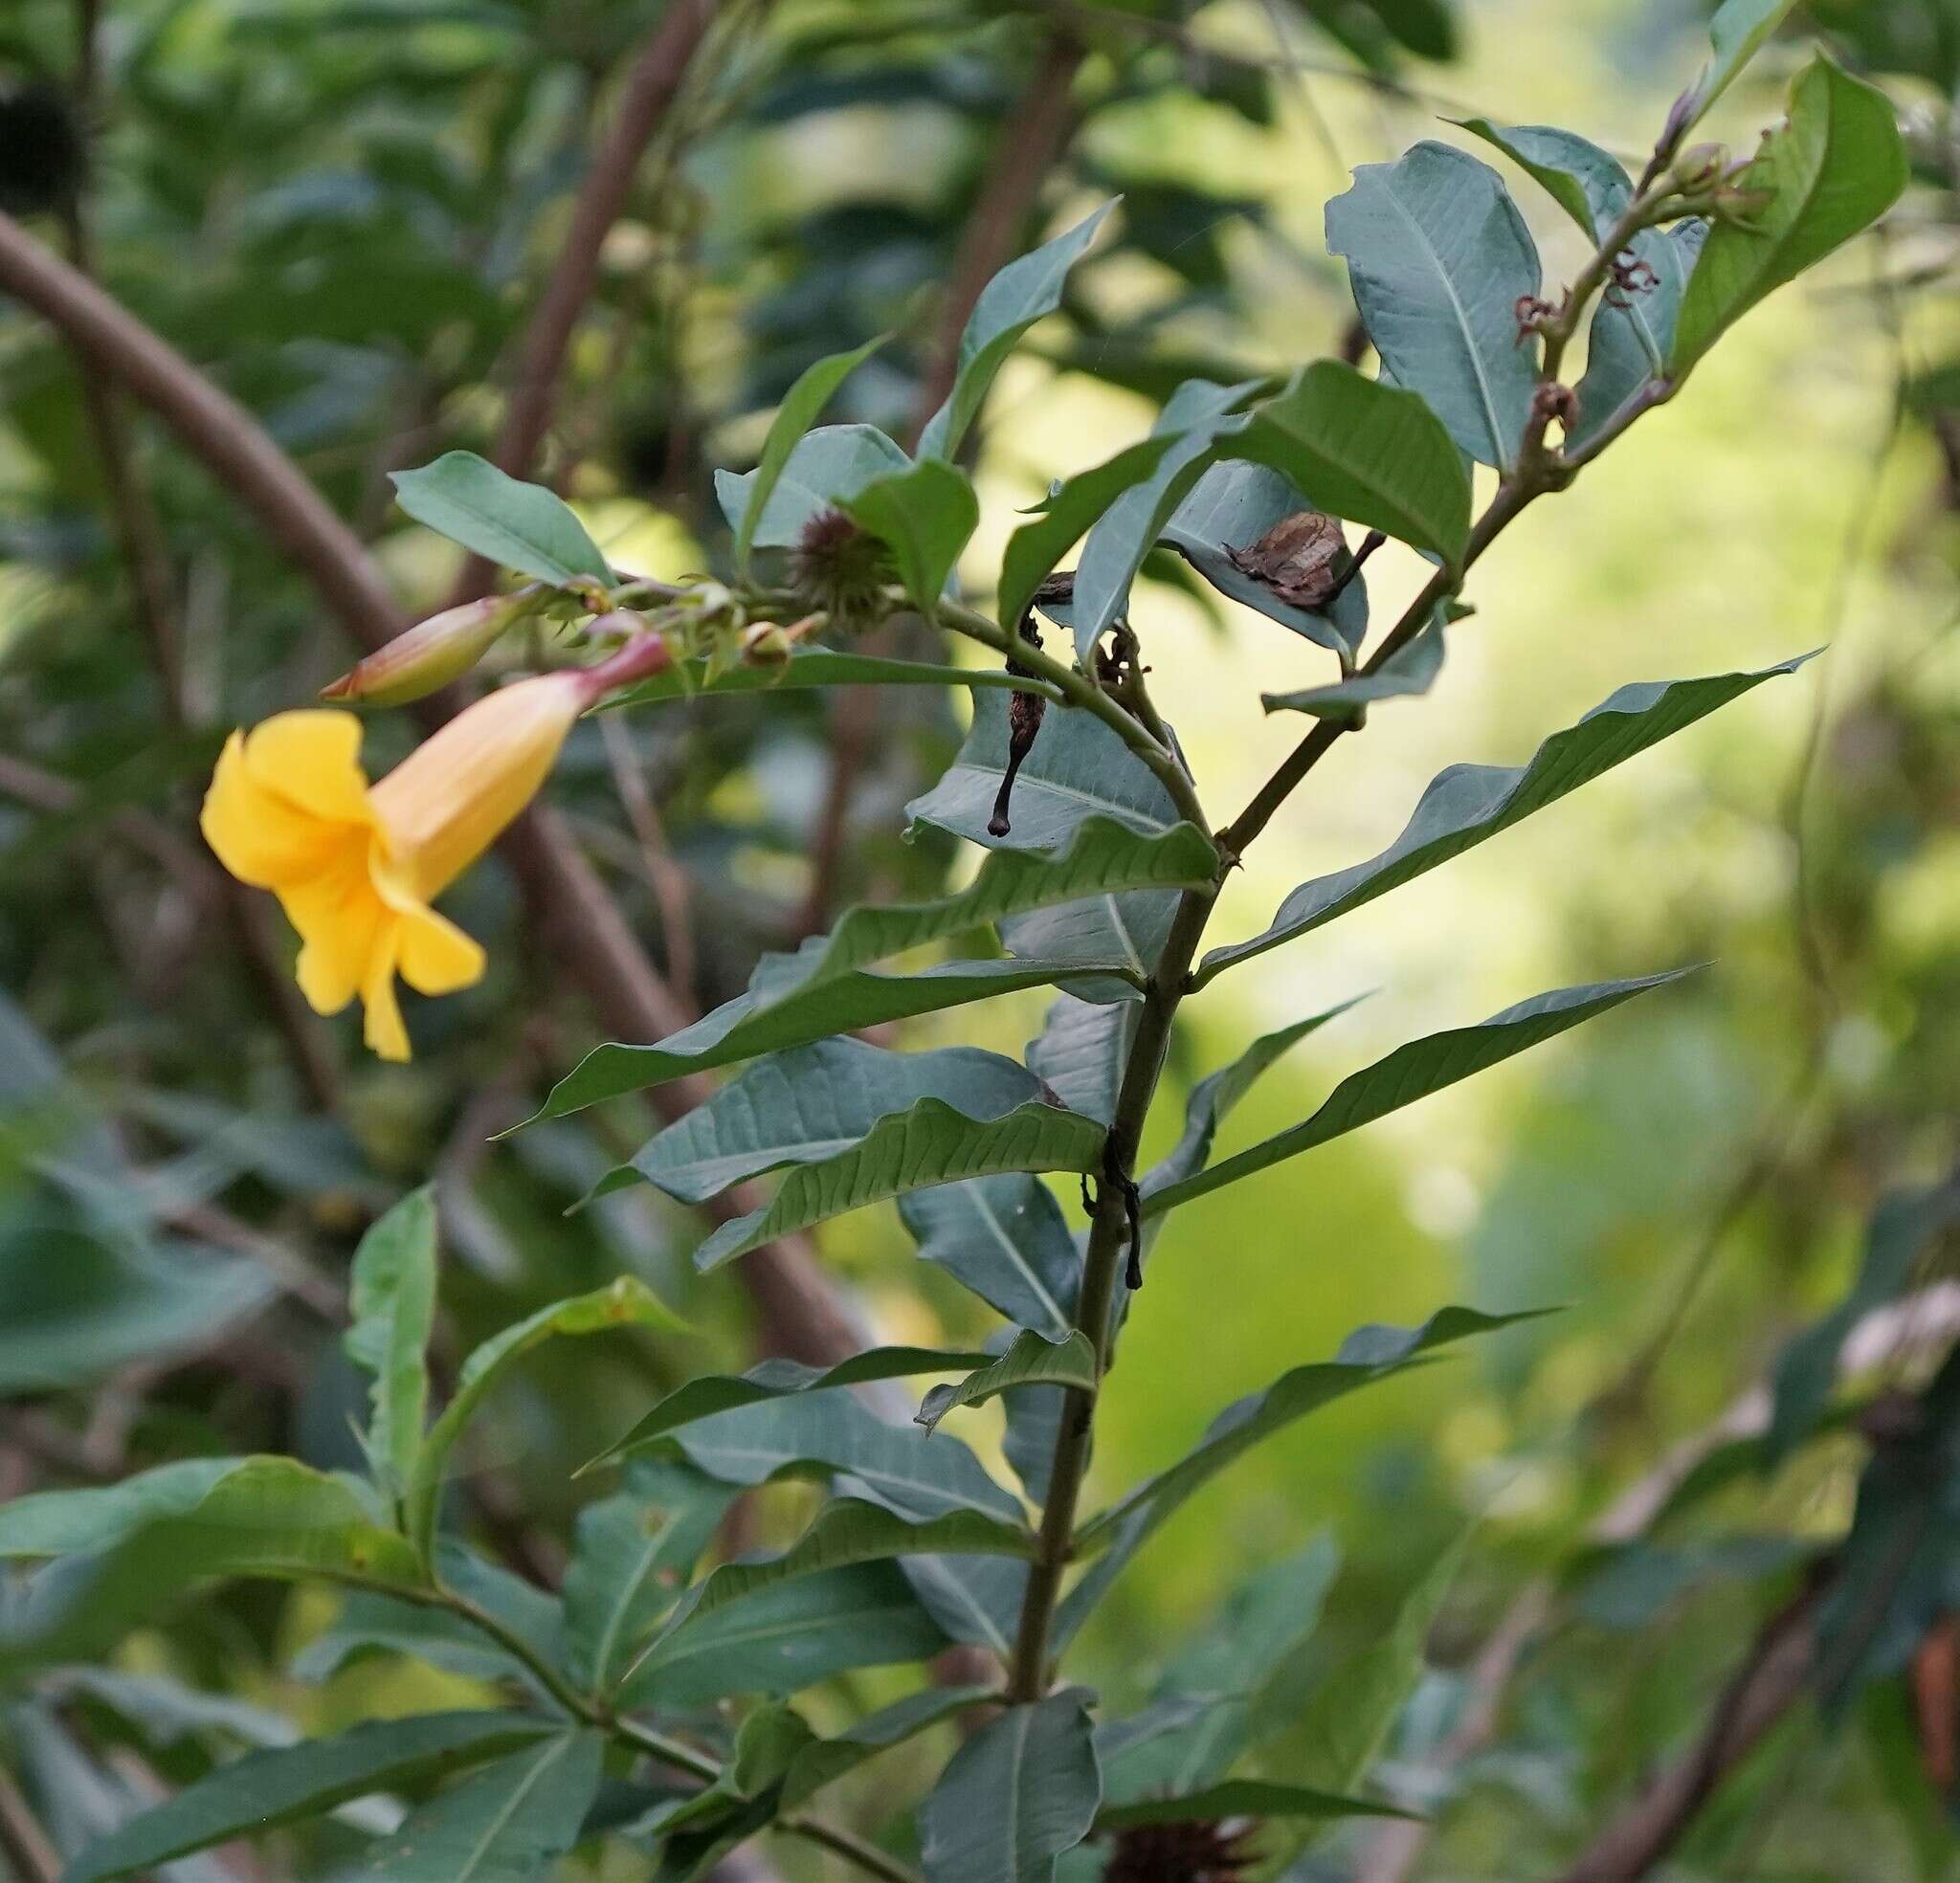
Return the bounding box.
[564,1460,740,1694]
[1146,971,1691,1216]
[1197,654,1815,983]
[612,1040,1055,1207]
[1260,611,1446,721]
[715,423,911,547]
[737,333,887,570]
[1027,994,1137,1130]
[1070,378,1264,654]
[0,1458,420,1675]
[1099,1781,1410,1830]
[690,1097,1107,1272]
[619,1562,949,1707]
[1325,144,1540,471]
[406,1275,685,1562]
[1685,0,1800,131]
[1075,1308,1544,1561]
[997,435,1181,634]
[1573,219,1705,448]
[0,1456,245,1558]
[843,457,979,614]
[1161,459,1369,659]
[1454,119,1630,237]
[343,1185,436,1496]
[531,957,1139,1120]
[917,201,1116,460]
[590,1345,998,1468]
[1672,57,1907,374]
[390,452,612,587]
[1233,360,1473,564]
[780,1685,996,1810]
[57,1713,564,1883]
[919,1689,1101,1883]
[1001,1359,1070,1508]
[900,1174,1080,1339]
[350,1731,605,1882]
[606,644,1059,710]
[916,1331,1097,1433]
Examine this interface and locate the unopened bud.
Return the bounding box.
[323,591,533,707]
[1670,142,1728,192]
[739,615,819,667]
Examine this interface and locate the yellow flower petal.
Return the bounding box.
[362,924,411,1062]
[241,711,373,825]
[398,905,486,995]
[201,732,347,887]
[284,865,386,1016]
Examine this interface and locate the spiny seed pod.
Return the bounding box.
[1100,1819,1258,1883]
[0,81,87,217]
[1670,141,1729,192]
[322,590,536,706]
[791,508,892,633]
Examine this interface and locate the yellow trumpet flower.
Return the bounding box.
[201,671,590,1061]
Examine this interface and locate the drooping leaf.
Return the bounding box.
[899,1174,1080,1339]
[1098,1781,1410,1829]
[1026,994,1137,1130]
[1197,654,1815,983]
[1001,1363,1070,1509]
[343,1185,437,1496]
[1232,361,1474,563]
[918,1689,1101,1883]
[689,1096,1108,1272]
[406,1275,686,1561]
[917,201,1117,460]
[1686,0,1800,131]
[779,1685,995,1810]
[1144,971,1693,1216]
[1069,378,1263,655]
[390,452,612,587]
[591,1345,999,1468]
[58,1712,560,1882]
[996,435,1181,636]
[605,644,1058,710]
[0,1457,246,1558]
[916,1331,1097,1433]
[351,1731,605,1882]
[842,457,980,614]
[1259,612,1446,720]
[715,423,912,547]
[528,956,1140,1119]
[617,1562,949,1707]
[1453,119,1631,238]
[1325,143,1542,470]
[1672,57,1907,374]
[564,1459,741,1693]
[738,334,888,570]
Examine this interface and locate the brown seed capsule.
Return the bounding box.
[1101,1818,1258,1883]
[989,616,1048,838]
[1225,510,1349,610]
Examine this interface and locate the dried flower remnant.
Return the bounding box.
[989,591,1058,837]
[1226,510,1380,613]
[1101,1819,1258,1883]
[791,507,893,633]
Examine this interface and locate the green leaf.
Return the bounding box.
[1259,611,1446,721]
[406,1275,686,1563]
[1,1459,420,1675]
[916,1331,1097,1432]
[1160,459,1369,659]
[1325,143,1542,471]
[690,1097,1107,1272]
[1453,119,1630,238]
[1234,360,1474,564]
[996,435,1181,636]
[780,1685,995,1810]
[917,201,1116,460]
[612,1040,1061,1207]
[591,1345,999,1468]
[564,1459,740,1694]
[617,1562,949,1707]
[1098,1781,1411,1829]
[344,1185,437,1497]
[715,423,912,547]
[1070,378,1263,655]
[842,458,980,614]
[1572,219,1705,448]
[657,1704,813,1837]
[738,334,887,571]
[1196,654,1815,983]
[918,1689,1101,1883]
[1673,57,1906,373]
[351,1730,605,1882]
[527,957,1140,1119]
[1075,1308,1546,1560]
[0,1456,245,1557]
[1027,994,1137,1130]
[605,645,1058,711]
[899,1174,1080,1340]
[1144,970,1693,1216]
[390,452,612,587]
[57,1712,558,1882]
[1687,0,1800,130]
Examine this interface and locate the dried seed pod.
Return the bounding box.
[988,613,1049,838]
[1225,509,1349,610]
[1101,1819,1258,1883]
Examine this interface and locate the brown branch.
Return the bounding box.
[0,1766,61,1883]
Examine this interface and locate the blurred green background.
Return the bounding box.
[2,0,1957,1875]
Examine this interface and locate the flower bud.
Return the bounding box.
[322,591,534,707]
[1670,142,1728,192]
